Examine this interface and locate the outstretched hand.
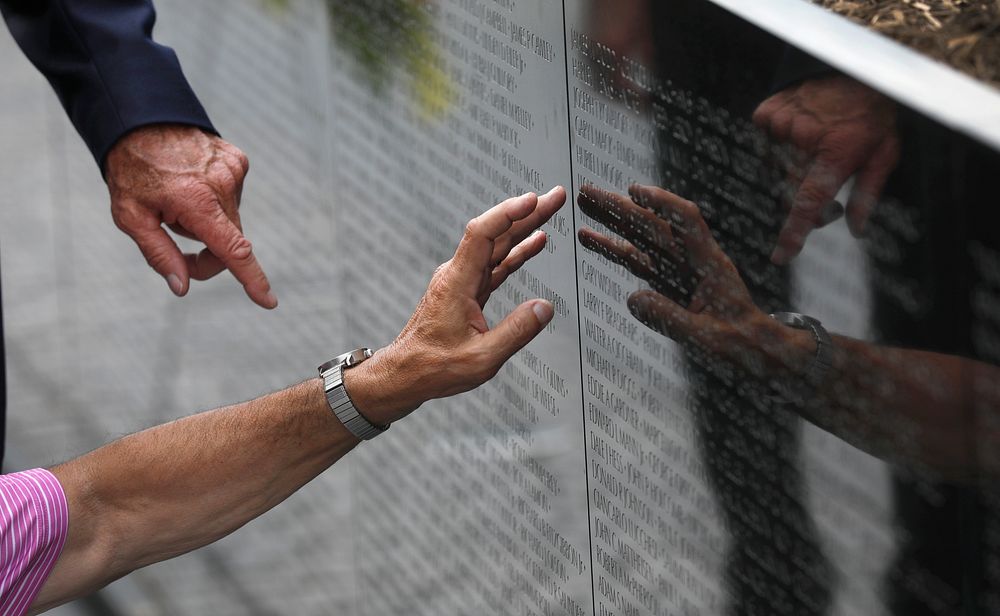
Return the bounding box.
[752,76,900,264]
[577,184,812,379]
[346,186,567,424]
[105,124,276,308]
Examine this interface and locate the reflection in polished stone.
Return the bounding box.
[324,0,1000,615]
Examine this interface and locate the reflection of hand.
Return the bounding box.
[591,0,654,69]
[105,124,276,308]
[346,187,567,424]
[578,184,813,377]
[752,76,900,264]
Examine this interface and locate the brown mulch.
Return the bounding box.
[809,0,1000,89]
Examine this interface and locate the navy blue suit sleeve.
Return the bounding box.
[1,0,216,170]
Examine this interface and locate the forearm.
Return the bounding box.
[34,378,358,611]
[779,327,996,480]
[23,188,563,612]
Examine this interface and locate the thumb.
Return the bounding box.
[482,299,555,364]
[627,290,699,341]
[128,225,190,297]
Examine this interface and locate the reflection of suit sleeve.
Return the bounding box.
[772,46,836,93]
[1,0,216,170]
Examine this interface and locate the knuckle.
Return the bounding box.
[187,185,223,211]
[218,173,240,195]
[771,110,791,131]
[464,218,482,239]
[676,199,700,221]
[225,234,254,262]
[431,260,453,284]
[225,145,250,172]
[434,259,452,276]
[644,185,668,201]
[627,248,648,273]
[142,247,172,272]
[794,188,827,215]
[790,121,817,145]
[113,203,156,237]
[112,209,135,233]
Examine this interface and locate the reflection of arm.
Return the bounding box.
[632,285,994,481]
[578,184,994,482]
[0,0,215,168]
[763,325,994,481]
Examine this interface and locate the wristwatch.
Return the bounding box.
[318,348,388,440]
[769,312,833,403]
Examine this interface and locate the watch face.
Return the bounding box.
[800,315,822,328]
[337,348,373,368]
[771,312,822,330]
[332,351,356,365]
[319,349,371,375]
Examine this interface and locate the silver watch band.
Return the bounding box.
[769,312,833,403]
[319,348,387,440]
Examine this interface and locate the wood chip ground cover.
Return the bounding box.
[809,0,1000,89]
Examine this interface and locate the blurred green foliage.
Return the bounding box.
[265,0,454,118]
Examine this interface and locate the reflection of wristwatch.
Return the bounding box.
[769,312,833,403]
[318,348,388,440]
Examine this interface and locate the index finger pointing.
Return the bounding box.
[772,156,854,264]
[179,206,277,309]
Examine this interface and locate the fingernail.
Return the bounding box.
[770,246,791,265]
[546,185,562,196]
[533,300,554,324]
[166,274,184,296]
[265,291,278,308]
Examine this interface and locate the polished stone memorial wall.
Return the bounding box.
[328,1,1000,616]
[2,0,998,614]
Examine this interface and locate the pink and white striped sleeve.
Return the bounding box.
[0,469,69,616]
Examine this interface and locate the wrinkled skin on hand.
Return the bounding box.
[577,184,814,379]
[105,124,276,308]
[752,76,900,264]
[345,187,567,425]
